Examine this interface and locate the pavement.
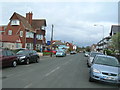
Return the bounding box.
[2,53,119,88]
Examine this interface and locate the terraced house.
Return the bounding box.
[0,12,47,50]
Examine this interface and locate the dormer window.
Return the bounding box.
[11,20,20,25]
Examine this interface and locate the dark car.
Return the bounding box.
[16,50,40,65]
[89,55,120,84]
[0,49,18,67]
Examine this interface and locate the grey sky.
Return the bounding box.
[0,1,118,47]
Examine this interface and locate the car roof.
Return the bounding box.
[96,54,117,59]
[91,51,102,53]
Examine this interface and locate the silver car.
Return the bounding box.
[84,52,90,57]
[89,55,120,84]
[87,52,103,67]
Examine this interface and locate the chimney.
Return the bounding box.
[26,12,33,25]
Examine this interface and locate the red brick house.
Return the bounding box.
[0,25,7,35]
[66,42,74,51]
[0,12,46,50]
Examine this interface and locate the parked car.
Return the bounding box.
[0,49,18,67]
[56,51,66,57]
[89,55,120,84]
[84,52,90,57]
[16,50,40,65]
[70,51,77,54]
[118,68,120,84]
[87,52,103,67]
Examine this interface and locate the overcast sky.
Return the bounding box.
[0,0,119,47]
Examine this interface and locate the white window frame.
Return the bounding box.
[36,34,43,40]
[41,26,45,30]
[11,19,20,25]
[26,32,34,38]
[8,30,12,35]
[20,31,23,37]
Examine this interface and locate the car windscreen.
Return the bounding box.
[16,50,27,55]
[94,56,119,67]
[12,49,26,54]
[90,53,102,57]
[85,52,89,54]
[57,51,63,53]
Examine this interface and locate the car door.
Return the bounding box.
[1,50,8,67]
[28,50,34,62]
[31,50,38,62]
[6,50,17,66]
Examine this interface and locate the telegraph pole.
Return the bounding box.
[50,24,54,57]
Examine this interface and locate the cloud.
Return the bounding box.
[0,2,118,47]
[0,0,119,2]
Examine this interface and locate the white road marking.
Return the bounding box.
[24,83,33,88]
[7,74,15,77]
[45,67,60,77]
[63,61,69,65]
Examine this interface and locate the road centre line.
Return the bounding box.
[45,67,60,77]
[62,61,70,65]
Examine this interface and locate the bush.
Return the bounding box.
[105,49,113,55]
[36,50,40,52]
[43,52,54,55]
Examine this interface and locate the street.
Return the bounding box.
[2,53,119,88]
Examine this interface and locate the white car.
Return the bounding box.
[84,52,90,57]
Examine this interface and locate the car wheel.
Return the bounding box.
[87,63,90,67]
[36,57,39,63]
[89,76,94,82]
[12,60,17,67]
[25,58,30,65]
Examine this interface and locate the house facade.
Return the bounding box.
[0,25,7,35]
[110,25,120,36]
[96,36,111,52]
[0,12,46,50]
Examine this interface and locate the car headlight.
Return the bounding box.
[93,68,101,74]
[19,56,26,59]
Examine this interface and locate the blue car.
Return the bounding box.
[89,55,120,84]
[56,51,66,57]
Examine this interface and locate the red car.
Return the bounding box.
[43,50,57,54]
[0,49,18,67]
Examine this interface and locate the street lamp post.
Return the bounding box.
[50,24,54,57]
[94,24,104,53]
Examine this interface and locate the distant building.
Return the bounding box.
[96,36,111,52]
[0,25,7,35]
[91,44,97,51]
[66,42,74,51]
[110,25,120,36]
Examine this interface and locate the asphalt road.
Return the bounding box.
[2,53,119,88]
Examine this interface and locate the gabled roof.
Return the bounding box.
[10,12,35,33]
[110,25,120,36]
[52,41,64,45]
[32,19,46,29]
[0,35,21,43]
